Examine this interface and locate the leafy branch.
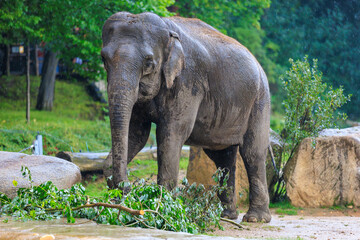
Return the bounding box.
[0,167,230,234]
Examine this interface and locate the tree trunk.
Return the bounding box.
[26,41,31,124]
[36,50,59,111]
[6,44,10,76]
[35,44,39,76]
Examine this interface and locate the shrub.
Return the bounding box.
[270,56,351,201]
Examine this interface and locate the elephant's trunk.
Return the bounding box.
[107,71,139,188]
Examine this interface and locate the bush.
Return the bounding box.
[270,56,351,201]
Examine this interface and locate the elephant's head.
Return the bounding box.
[101,12,185,186]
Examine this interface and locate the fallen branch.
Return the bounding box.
[145,209,177,231]
[46,203,144,216]
[220,217,243,229]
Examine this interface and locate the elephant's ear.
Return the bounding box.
[163,31,185,89]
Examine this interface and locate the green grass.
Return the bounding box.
[83,176,108,198]
[0,76,110,154]
[270,200,301,216]
[127,157,189,181]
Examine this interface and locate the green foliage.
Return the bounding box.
[0,0,174,80]
[173,0,277,83]
[172,173,228,231]
[0,76,111,154]
[0,0,42,43]
[262,0,360,118]
[270,56,350,201]
[174,0,270,33]
[0,167,227,234]
[281,56,350,156]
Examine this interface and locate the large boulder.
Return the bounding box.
[284,127,360,207]
[186,129,282,205]
[0,151,81,198]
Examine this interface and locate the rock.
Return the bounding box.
[284,126,360,207]
[0,151,81,198]
[186,129,282,205]
[345,119,360,127]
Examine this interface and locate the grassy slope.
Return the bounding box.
[0,76,110,154]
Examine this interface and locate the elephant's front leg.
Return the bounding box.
[155,106,200,189]
[155,87,202,189]
[156,125,186,189]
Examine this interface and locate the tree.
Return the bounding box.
[0,0,42,122]
[34,0,175,111]
[36,50,59,110]
[262,0,360,118]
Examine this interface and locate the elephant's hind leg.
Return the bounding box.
[239,100,271,223]
[204,145,238,220]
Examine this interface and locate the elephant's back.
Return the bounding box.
[166,16,248,51]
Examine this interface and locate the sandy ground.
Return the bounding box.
[213,208,360,240]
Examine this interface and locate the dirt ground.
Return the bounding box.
[213,207,360,240]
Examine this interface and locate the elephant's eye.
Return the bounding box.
[143,55,155,76]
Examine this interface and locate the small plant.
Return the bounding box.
[270,56,351,201]
[0,167,228,234]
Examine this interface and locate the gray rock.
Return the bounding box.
[0,151,81,198]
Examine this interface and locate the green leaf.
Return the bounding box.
[12,180,18,187]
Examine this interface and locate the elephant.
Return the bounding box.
[101,12,271,223]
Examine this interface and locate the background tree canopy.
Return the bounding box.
[261,0,359,118]
[0,0,359,118]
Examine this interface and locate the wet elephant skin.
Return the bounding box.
[101,12,271,222]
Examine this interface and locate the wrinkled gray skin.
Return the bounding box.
[102,12,271,223]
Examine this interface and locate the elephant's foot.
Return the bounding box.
[242,206,271,223]
[221,208,238,220]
